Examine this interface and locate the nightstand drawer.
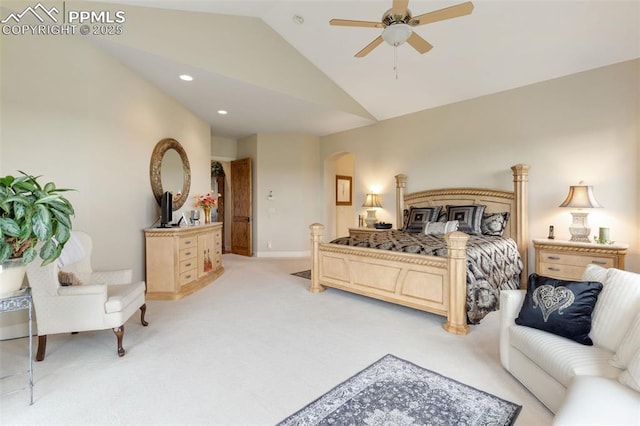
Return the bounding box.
[539,251,614,268]
[538,263,590,281]
[533,239,628,283]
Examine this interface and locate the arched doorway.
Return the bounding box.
[324,152,355,240]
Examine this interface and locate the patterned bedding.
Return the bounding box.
[330,230,523,323]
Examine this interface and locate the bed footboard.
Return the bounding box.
[309,224,469,335]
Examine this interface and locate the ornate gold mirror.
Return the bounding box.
[150,138,191,210]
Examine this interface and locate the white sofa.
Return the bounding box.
[500,265,640,425]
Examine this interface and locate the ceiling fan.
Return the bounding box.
[330,0,474,57]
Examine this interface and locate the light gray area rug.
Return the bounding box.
[278,354,521,426]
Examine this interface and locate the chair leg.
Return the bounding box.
[140,303,149,326]
[113,326,125,357]
[36,335,47,362]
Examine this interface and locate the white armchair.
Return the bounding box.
[26,231,148,361]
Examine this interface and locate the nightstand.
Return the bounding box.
[348,227,393,238]
[533,239,628,281]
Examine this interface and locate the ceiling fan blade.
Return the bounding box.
[407,32,433,54]
[392,0,409,17]
[355,36,384,58]
[330,18,384,28]
[411,1,474,26]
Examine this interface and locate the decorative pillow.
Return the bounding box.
[515,273,603,345]
[404,206,442,233]
[590,268,640,352]
[402,209,410,229]
[58,271,85,286]
[446,205,485,234]
[480,212,510,236]
[424,221,459,235]
[618,348,640,392]
[56,233,85,268]
[610,312,640,369]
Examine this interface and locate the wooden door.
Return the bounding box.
[215,174,225,252]
[230,158,252,256]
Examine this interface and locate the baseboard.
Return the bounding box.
[255,250,310,258]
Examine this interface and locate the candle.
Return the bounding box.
[598,227,610,243]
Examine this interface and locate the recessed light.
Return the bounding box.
[217,110,228,115]
[179,74,193,81]
[292,14,304,25]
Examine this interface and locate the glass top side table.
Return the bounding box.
[0,287,34,405]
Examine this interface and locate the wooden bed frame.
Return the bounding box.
[309,164,529,335]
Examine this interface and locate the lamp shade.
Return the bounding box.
[559,182,602,209]
[362,193,382,208]
[382,24,412,46]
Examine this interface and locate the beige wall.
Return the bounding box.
[0,31,212,283]
[253,133,322,257]
[321,59,640,272]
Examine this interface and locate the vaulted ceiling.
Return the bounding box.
[91,1,639,139]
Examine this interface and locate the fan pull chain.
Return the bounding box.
[393,44,399,80]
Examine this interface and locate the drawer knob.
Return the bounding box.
[185,251,191,256]
[592,260,607,265]
[185,274,191,279]
[185,241,192,245]
[548,256,561,260]
[547,267,561,272]
[185,263,191,267]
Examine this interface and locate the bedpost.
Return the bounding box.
[309,223,325,293]
[395,174,407,230]
[511,164,530,289]
[443,231,470,335]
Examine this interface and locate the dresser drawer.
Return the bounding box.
[179,269,196,285]
[539,251,614,268]
[179,237,196,250]
[179,258,196,274]
[179,247,196,262]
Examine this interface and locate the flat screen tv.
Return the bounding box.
[160,191,172,228]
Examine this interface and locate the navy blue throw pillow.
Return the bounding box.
[515,273,603,345]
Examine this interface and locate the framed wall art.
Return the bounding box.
[336,175,352,206]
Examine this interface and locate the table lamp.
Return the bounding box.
[559,181,602,242]
[362,194,382,228]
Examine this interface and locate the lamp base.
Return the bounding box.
[364,209,377,228]
[568,211,591,243]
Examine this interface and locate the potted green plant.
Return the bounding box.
[0,172,75,295]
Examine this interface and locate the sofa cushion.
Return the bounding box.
[553,375,640,425]
[515,274,602,345]
[509,325,621,388]
[611,312,640,369]
[619,348,640,393]
[590,268,640,352]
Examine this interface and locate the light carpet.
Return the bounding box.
[278,354,521,425]
[0,254,551,425]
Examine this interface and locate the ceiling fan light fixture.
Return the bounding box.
[382,23,412,46]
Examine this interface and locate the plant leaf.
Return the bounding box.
[32,205,52,240]
[0,217,20,237]
[0,243,11,263]
[55,224,71,245]
[22,246,37,264]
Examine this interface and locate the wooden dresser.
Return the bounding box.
[533,238,628,281]
[144,223,224,300]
